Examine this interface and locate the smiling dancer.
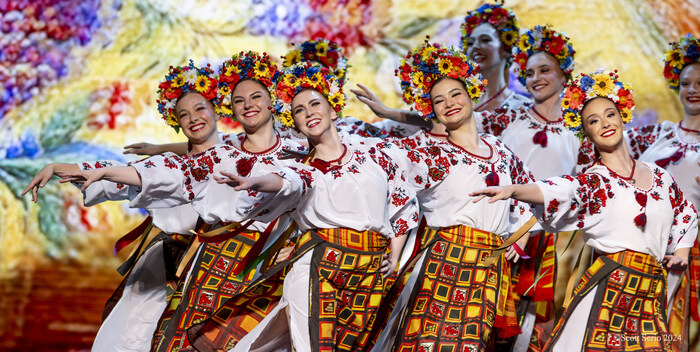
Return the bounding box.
[472,70,698,352]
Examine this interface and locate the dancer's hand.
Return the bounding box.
[274,245,295,264]
[663,255,689,272]
[381,253,397,279]
[59,169,107,191]
[23,164,57,203]
[506,233,530,263]
[124,142,163,155]
[470,186,514,204]
[350,84,390,119]
[215,171,284,192]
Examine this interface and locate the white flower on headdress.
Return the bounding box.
[329,80,340,96]
[586,90,597,100]
[164,100,176,110]
[184,70,198,85]
[279,103,291,114]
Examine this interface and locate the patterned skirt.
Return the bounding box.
[667,239,699,352]
[187,228,391,352]
[375,224,520,352]
[151,230,264,352]
[543,250,670,352]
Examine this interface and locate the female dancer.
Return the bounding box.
[625,34,700,351]
[352,3,531,138]
[24,60,225,352]
[472,70,698,351]
[61,62,419,352]
[371,41,535,352]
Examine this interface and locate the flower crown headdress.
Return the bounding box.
[283,39,349,83]
[513,25,576,86]
[274,61,346,128]
[561,69,634,140]
[157,60,218,132]
[216,51,280,120]
[663,34,700,92]
[397,39,485,120]
[461,3,520,64]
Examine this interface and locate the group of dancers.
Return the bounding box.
[21,3,700,352]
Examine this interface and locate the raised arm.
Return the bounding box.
[350,84,431,129]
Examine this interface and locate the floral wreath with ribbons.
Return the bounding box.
[513,24,576,86]
[663,34,700,92]
[397,39,485,120]
[561,69,635,140]
[216,51,280,120]
[461,3,520,64]
[157,60,218,132]
[283,39,349,83]
[274,61,345,128]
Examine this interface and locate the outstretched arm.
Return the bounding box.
[470,183,545,205]
[124,142,188,156]
[23,163,81,202]
[350,84,431,129]
[214,171,284,193]
[59,166,142,190]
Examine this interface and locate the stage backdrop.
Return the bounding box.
[0,0,698,350]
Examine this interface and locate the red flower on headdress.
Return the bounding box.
[488,7,508,26]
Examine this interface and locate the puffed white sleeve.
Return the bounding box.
[128,155,195,209]
[76,160,131,206]
[384,156,420,238]
[667,180,699,252]
[190,166,313,224]
[534,174,599,233]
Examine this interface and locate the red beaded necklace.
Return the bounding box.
[531,106,563,124]
[475,86,506,111]
[679,121,700,134]
[240,134,280,155]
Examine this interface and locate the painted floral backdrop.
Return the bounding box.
[0,0,698,350]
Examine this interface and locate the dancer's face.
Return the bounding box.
[232,79,274,130]
[525,52,566,103]
[176,92,219,144]
[292,89,337,139]
[679,63,700,116]
[430,78,475,130]
[466,23,508,72]
[582,97,624,150]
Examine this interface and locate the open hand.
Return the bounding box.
[663,255,688,272]
[214,171,257,191]
[350,84,390,119]
[58,168,107,191]
[380,252,397,279]
[124,142,161,156]
[22,164,56,203]
[470,186,514,204]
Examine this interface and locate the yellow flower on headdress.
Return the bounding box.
[619,108,633,123]
[279,112,294,128]
[591,72,613,97]
[218,104,232,117]
[225,64,241,76]
[518,37,531,52]
[172,74,186,88]
[501,30,517,47]
[665,51,684,69]
[284,75,298,87]
[563,111,580,128]
[219,84,231,99]
[254,61,270,77]
[438,58,454,75]
[284,50,302,67]
[556,46,569,60]
[412,71,425,90]
[467,85,481,100]
[308,72,323,88]
[195,75,211,93]
[421,46,438,61]
[316,42,330,57]
[329,92,345,109]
